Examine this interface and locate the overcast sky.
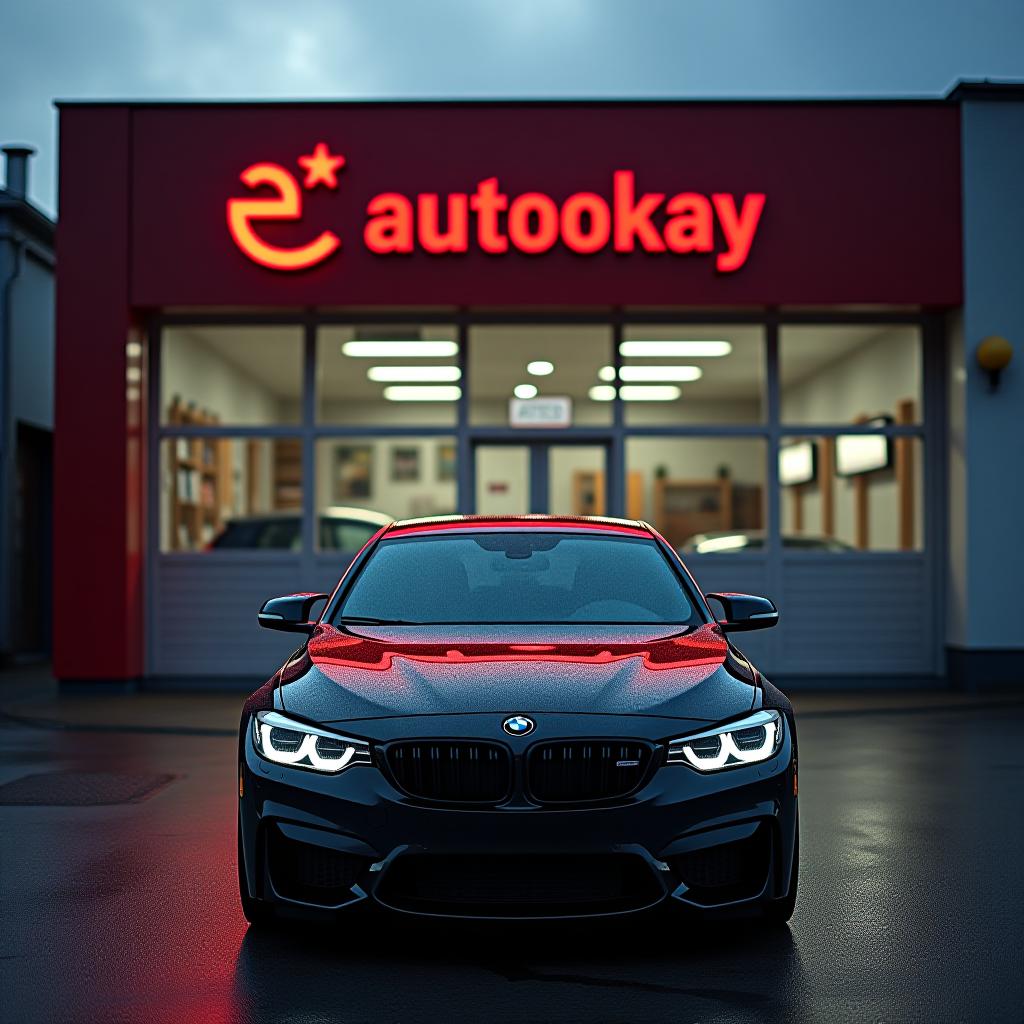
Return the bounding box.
[2,0,1023,215]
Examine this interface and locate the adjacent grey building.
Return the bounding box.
[0,147,55,662]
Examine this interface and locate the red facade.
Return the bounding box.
[54,101,962,679]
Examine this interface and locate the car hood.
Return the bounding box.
[278,622,757,724]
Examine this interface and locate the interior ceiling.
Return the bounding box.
[171,322,900,405]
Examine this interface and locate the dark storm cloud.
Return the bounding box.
[1,0,1023,214]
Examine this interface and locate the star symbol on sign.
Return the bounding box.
[298,142,346,190]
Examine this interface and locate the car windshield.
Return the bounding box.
[335,531,701,625]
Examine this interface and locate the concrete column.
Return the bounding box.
[947,91,1024,688]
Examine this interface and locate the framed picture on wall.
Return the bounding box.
[333,444,373,500]
[437,442,456,482]
[390,446,420,482]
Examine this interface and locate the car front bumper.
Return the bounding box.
[239,717,797,921]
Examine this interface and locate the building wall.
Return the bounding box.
[0,206,56,659]
[9,250,55,430]
[946,310,967,648]
[956,96,1024,665]
[53,99,969,683]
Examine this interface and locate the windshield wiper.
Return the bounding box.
[337,616,423,625]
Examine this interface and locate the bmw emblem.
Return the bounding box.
[502,715,535,737]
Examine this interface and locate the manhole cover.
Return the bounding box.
[0,771,176,806]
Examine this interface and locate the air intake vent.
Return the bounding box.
[377,854,661,917]
[668,824,772,905]
[267,827,370,906]
[526,740,653,803]
[384,741,512,803]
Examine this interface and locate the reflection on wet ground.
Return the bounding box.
[1,706,1023,1023]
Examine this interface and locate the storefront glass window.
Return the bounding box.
[780,325,923,425]
[469,325,613,426]
[780,435,923,551]
[159,437,303,551]
[314,436,457,550]
[317,325,459,426]
[160,326,303,426]
[625,437,767,551]
[620,324,765,425]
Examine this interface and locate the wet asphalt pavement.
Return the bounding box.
[2,702,1023,1024]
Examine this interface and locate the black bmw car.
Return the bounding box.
[238,515,798,924]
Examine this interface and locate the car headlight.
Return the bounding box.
[667,710,783,772]
[252,711,372,774]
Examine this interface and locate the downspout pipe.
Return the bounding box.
[0,227,25,660]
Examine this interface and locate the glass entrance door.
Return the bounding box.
[474,443,608,515]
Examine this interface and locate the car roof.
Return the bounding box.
[386,514,653,539]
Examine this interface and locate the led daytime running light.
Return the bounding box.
[252,711,371,774]
[668,710,782,772]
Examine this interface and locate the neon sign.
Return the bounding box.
[226,143,343,270]
[227,144,766,273]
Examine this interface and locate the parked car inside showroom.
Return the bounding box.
[210,506,392,551]
[238,515,797,924]
[681,530,854,554]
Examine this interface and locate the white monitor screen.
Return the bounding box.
[779,442,816,486]
[836,434,891,476]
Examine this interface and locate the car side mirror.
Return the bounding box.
[257,593,329,634]
[705,592,779,633]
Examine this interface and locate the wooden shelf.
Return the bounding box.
[572,470,644,519]
[653,477,763,549]
[167,399,231,551]
[273,439,303,511]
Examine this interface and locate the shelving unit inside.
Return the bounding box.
[167,398,232,551]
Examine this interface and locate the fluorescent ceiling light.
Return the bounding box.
[526,360,555,376]
[598,365,616,382]
[618,366,702,382]
[620,385,682,401]
[591,384,682,400]
[383,386,462,402]
[342,340,458,357]
[513,383,539,399]
[619,340,732,357]
[367,366,462,382]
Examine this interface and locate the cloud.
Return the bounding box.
[1,0,1023,214]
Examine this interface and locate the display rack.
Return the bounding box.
[653,477,763,548]
[167,398,231,550]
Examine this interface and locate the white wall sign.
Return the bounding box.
[509,396,572,428]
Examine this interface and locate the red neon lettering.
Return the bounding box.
[364,193,414,253]
[226,163,340,270]
[712,193,766,272]
[227,151,766,272]
[560,192,611,254]
[470,177,509,253]
[507,192,560,254]
[417,194,469,253]
[613,170,665,253]
[664,192,713,254]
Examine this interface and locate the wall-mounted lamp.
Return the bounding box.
[976,335,1013,391]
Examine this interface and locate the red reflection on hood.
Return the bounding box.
[307,622,727,677]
